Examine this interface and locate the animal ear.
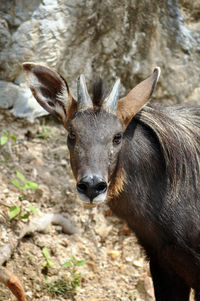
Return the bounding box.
[117,67,160,128]
[22,62,77,126]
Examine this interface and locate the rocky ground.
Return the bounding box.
[0,109,194,301]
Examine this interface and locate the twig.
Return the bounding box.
[0,267,27,301]
[19,213,78,239]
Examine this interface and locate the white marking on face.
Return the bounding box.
[77,192,107,205]
[78,192,90,202]
[93,192,107,203]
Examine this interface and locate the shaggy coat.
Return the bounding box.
[22,63,200,301]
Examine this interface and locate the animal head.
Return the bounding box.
[23,63,160,205]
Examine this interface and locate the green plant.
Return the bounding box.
[0,130,17,146]
[9,172,39,220]
[62,256,87,292]
[9,204,39,220]
[44,276,70,297]
[9,206,21,219]
[11,171,38,191]
[44,256,87,297]
[42,247,53,268]
[36,120,51,140]
[129,291,136,296]
[0,130,17,165]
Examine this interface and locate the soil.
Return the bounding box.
[0,109,194,301]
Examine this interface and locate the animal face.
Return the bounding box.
[67,109,123,204]
[22,62,160,205]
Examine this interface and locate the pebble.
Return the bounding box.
[133,260,143,268]
[35,284,41,291]
[125,256,134,262]
[26,291,33,297]
[108,250,121,259]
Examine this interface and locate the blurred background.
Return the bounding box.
[0,0,200,121]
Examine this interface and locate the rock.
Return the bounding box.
[133,259,143,268]
[0,80,48,121]
[95,224,112,239]
[0,81,20,109]
[136,276,154,301]
[0,0,200,121]
[107,250,121,259]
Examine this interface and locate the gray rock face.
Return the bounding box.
[0,80,47,122]
[0,0,200,120]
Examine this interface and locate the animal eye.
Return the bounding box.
[68,130,76,140]
[113,133,122,145]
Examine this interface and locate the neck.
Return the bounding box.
[107,120,166,217]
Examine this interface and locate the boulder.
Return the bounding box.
[0,0,200,120]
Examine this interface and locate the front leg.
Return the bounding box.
[150,259,190,301]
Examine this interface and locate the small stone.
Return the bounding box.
[35,284,41,291]
[108,250,121,259]
[133,260,143,268]
[87,261,97,271]
[125,256,134,262]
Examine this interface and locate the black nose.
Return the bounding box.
[77,175,107,201]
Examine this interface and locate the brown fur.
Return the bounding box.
[116,68,159,129]
[64,93,77,129]
[108,167,126,200]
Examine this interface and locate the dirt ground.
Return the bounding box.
[0,109,194,301]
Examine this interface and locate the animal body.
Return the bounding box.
[23,63,200,301]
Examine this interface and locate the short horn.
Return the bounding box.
[102,78,120,114]
[77,74,93,111]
